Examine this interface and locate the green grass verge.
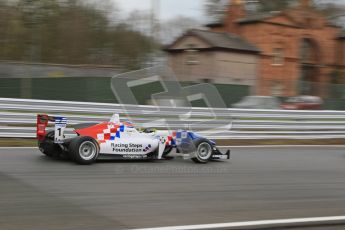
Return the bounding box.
[0,138,37,147]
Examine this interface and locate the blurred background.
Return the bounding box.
[1,0,345,109]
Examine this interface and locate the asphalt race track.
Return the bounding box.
[0,146,344,230]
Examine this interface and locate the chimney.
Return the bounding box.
[233,0,243,5]
[224,0,246,34]
[300,0,310,7]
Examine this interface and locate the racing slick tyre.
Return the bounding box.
[191,140,213,164]
[38,131,63,158]
[69,136,99,165]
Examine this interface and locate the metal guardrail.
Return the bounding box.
[0,98,345,139]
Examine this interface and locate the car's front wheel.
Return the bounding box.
[69,137,99,165]
[192,140,213,164]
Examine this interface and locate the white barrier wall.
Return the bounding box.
[0,98,345,139]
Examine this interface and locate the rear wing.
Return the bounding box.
[36,114,68,143]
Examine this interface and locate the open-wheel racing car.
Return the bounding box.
[36,114,230,165]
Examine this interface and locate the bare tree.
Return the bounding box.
[0,0,157,69]
[205,0,228,20]
[160,16,201,44]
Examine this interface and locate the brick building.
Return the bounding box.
[166,0,345,97]
[164,29,259,87]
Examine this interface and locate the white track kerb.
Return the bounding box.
[132,216,345,230]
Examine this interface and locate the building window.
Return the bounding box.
[272,48,284,65]
[271,81,284,96]
[305,17,313,28]
[185,44,199,65]
[300,38,317,64]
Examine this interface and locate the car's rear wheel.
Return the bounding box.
[69,136,99,165]
[192,140,213,164]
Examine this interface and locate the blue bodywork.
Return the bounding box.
[171,130,229,160]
